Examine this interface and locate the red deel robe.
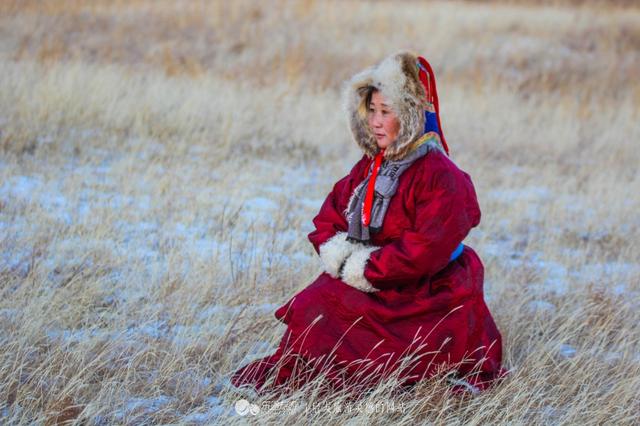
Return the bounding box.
[232,150,507,394]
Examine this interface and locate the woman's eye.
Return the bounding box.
[382,110,389,115]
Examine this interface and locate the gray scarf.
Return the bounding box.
[345,141,438,243]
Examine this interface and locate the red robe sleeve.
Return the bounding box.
[362,154,481,291]
[307,155,370,254]
[307,155,371,278]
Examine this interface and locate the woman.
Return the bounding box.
[231,51,507,395]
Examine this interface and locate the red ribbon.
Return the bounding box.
[362,148,385,226]
[417,56,449,156]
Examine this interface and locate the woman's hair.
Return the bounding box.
[357,85,378,120]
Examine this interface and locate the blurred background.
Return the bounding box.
[0,0,638,424]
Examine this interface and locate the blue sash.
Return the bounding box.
[449,243,464,262]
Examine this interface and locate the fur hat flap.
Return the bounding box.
[342,51,444,161]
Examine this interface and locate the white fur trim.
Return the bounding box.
[353,53,407,112]
[343,180,366,219]
[341,50,429,161]
[341,246,379,293]
[319,232,357,278]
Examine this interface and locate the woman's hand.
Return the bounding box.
[339,245,380,293]
[319,232,381,294]
[319,232,358,278]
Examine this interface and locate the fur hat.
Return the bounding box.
[342,51,448,161]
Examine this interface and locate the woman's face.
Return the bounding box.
[367,90,400,150]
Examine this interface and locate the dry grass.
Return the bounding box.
[0,0,638,424]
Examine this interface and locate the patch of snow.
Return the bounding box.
[559,344,576,358]
[196,305,243,321]
[238,196,279,227]
[537,405,564,423]
[538,259,569,295]
[287,251,314,266]
[572,262,640,280]
[612,284,629,296]
[126,320,169,340]
[0,403,23,422]
[600,350,622,365]
[242,340,275,361]
[504,165,525,176]
[487,186,551,203]
[46,328,106,344]
[0,175,42,199]
[182,396,226,423]
[526,300,556,314]
[44,301,280,348]
[113,394,174,422]
[243,197,279,211]
[263,185,285,194]
[0,308,19,321]
[0,245,34,277]
[297,197,323,211]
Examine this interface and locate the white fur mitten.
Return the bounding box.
[340,245,379,293]
[319,232,358,278]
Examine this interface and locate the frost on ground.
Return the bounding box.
[1,127,639,424]
[1,137,638,422]
[0,137,349,423]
